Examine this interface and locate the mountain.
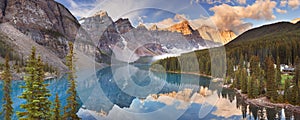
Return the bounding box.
[167,20,194,35]
[226,22,300,46]
[291,18,300,24]
[80,11,218,63]
[0,0,80,72]
[152,21,300,78]
[197,26,236,44]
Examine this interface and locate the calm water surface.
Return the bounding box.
[0,65,299,120]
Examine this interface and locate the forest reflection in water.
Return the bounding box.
[76,65,300,120]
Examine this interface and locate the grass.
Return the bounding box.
[281,74,294,85]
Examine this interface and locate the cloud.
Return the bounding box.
[276,8,288,14]
[236,0,246,4]
[145,18,176,28]
[207,0,277,33]
[143,0,278,34]
[174,14,189,22]
[280,0,288,6]
[288,0,300,9]
[60,0,105,18]
[66,0,78,8]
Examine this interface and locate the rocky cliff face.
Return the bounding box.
[115,18,133,34]
[167,20,193,35]
[0,0,80,58]
[197,26,236,44]
[80,11,215,63]
[0,0,81,74]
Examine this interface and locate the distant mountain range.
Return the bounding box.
[0,0,299,73]
[79,11,221,63]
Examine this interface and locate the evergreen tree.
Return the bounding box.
[247,76,252,97]
[17,47,52,119]
[240,68,248,93]
[275,56,282,90]
[35,55,52,118]
[1,54,13,120]
[294,56,300,105]
[17,46,38,119]
[265,56,277,102]
[284,77,291,102]
[63,42,80,120]
[258,67,265,95]
[52,93,61,120]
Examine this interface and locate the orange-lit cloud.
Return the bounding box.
[145,0,278,35]
[276,8,288,14]
[209,0,276,33]
[280,0,288,6]
[288,0,300,9]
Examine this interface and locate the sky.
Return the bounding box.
[55,0,300,34]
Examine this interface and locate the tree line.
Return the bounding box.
[152,27,300,105]
[0,36,58,75]
[0,42,80,120]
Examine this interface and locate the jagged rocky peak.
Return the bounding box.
[0,0,80,58]
[197,26,236,44]
[80,10,116,44]
[149,24,159,31]
[220,30,237,43]
[136,23,148,30]
[81,10,113,25]
[167,20,194,35]
[93,10,109,17]
[115,18,133,34]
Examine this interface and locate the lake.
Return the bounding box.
[0,65,299,120]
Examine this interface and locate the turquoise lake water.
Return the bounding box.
[0,65,299,120]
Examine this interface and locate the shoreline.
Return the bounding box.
[150,67,300,114]
[149,68,214,78]
[234,88,300,114]
[0,71,59,81]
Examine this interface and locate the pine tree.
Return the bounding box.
[294,56,300,105]
[247,55,261,98]
[284,77,291,103]
[247,76,252,97]
[275,56,282,90]
[1,54,13,120]
[63,42,80,120]
[17,46,38,119]
[17,47,52,119]
[241,68,248,93]
[265,56,277,102]
[35,55,52,119]
[52,93,61,120]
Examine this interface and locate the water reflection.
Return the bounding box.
[77,65,300,120]
[1,65,299,119]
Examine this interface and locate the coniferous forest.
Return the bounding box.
[152,22,300,105]
[0,42,79,119]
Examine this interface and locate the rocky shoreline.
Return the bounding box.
[0,71,58,80]
[150,67,300,115]
[234,88,300,114]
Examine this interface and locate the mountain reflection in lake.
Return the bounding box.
[0,65,299,120]
[75,65,299,120]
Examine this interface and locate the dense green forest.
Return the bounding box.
[151,22,300,105]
